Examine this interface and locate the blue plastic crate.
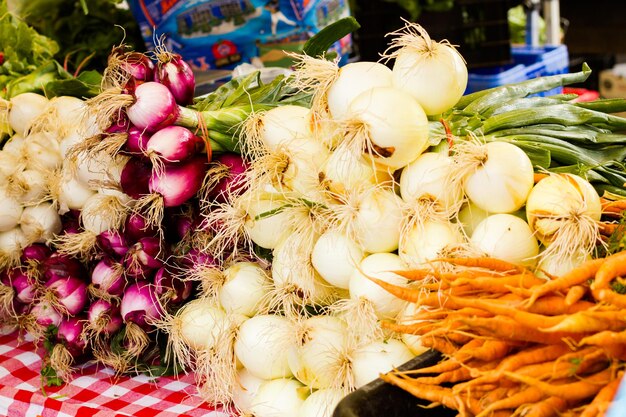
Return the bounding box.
[465,44,569,96]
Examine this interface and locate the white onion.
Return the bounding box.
[232,368,265,413]
[176,299,227,352]
[526,173,602,248]
[248,378,308,417]
[55,172,96,214]
[234,314,294,380]
[48,96,87,136]
[460,141,534,214]
[399,219,465,266]
[388,22,468,115]
[13,169,47,206]
[8,93,48,136]
[399,151,463,216]
[0,189,23,232]
[457,202,490,237]
[19,203,62,243]
[319,149,392,196]
[0,227,28,258]
[271,233,338,311]
[311,230,366,289]
[74,151,126,190]
[349,188,404,253]
[471,213,539,267]
[287,315,350,389]
[219,262,270,317]
[537,248,592,279]
[260,105,313,151]
[351,339,414,388]
[345,87,429,170]
[24,132,62,171]
[279,137,330,198]
[349,252,408,319]
[2,134,25,155]
[59,131,84,159]
[80,192,128,235]
[300,388,345,417]
[243,193,296,250]
[326,61,394,120]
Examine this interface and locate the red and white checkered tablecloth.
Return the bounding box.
[0,332,227,417]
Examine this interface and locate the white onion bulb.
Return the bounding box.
[311,230,366,289]
[247,378,308,417]
[349,252,408,319]
[351,339,414,388]
[219,262,270,317]
[471,213,539,267]
[0,189,23,232]
[399,219,465,266]
[19,202,62,243]
[461,141,534,214]
[234,314,294,380]
[8,93,48,136]
[287,315,349,389]
[345,87,429,170]
[300,388,345,417]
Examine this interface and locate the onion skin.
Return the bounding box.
[31,301,62,328]
[120,158,152,199]
[43,253,86,283]
[120,281,163,328]
[149,156,208,207]
[208,153,248,202]
[57,317,87,357]
[91,257,126,297]
[127,82,180,133]
[88,299,123,336]
[155,54,195,105]
[125,126,151,155]
[109,50,155,83]
[96,230,129,258]
[11,270,37,304]
[45,276,88,316]
[145,126,204,163]
[153,267,192,305]
[124,213,158,241]
[21,243,51,264]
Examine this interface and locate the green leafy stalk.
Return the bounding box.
[456,63,592,112]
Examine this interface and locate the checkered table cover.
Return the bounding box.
[0,331,227,417]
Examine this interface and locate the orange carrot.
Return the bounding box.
[518,396,568,417]
[451,273,545,293]
[534,172,549,183]
[591,251,626,291]
[580,329,626,346]
[525,258,605,307]
[380,373,481,415]
[411,339,484,374]
[593,287,626,308]
[447,295,564,329]
[458,316,585,345]
[413,365,474,385]
[475,386,546,417]
[525,295,595,315]
[540,310,626,333]
[579,370,623,417]
[601,198,626,212]
[420,336,459,356]
[599,222,622,236]
[433,257,527,273]
[565,285,587,306]
[503,367,613,401]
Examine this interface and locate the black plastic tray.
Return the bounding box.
[333,350,456,417]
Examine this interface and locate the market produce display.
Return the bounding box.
[1,6,626,417]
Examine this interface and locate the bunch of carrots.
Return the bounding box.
[369,251,626,417]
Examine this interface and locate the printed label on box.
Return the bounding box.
[127,0,352,71]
